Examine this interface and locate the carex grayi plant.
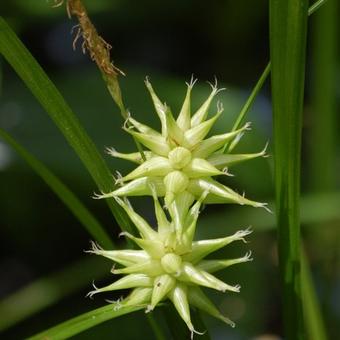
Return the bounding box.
[0,0,331,339]
[47,0,269,337]
[89,79,269,337]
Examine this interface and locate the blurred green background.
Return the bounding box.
[0,0,339,339]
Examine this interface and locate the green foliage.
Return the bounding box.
[269,0,309,338]
[0,0,334,338]
[310,0,338,190]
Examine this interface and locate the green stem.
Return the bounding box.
[309,0,337,191]
[225,62,271,153]
[270,0,309,338]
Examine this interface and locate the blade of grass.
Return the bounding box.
[224,62,271,153]
[0,17,134,236]
[28,304,145,340]
[310,0,337,191]
[309,3,337,336]
[0,257,108,332]
[0,128,114,249]
[269,0,309,338]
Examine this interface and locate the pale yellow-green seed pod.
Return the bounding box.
[161,253,182,274]
[168,146,192,169]
[149,274,176,311]
[163,170,189,195]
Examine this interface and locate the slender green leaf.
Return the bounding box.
[224,62,271,153]
[310,0,337,191]
[0,257,108,332]
[0,128,114,249]
[0,17,134,235]
[308,3,337,339]
[28,304,145,340]
[270,0,309,338]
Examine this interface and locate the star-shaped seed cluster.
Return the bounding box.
[90,80,267,337]
[99,79,268,218]
[88,192,252,336]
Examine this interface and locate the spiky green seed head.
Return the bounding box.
[87,196,253,336]
[102,79,268,214]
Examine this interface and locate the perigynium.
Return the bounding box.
[87,190,253,338]
[96,79,268,222]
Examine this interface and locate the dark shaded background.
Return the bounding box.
[0,1,339,339]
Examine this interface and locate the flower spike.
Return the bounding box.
[88,80,268,335]
[105,80,265,213]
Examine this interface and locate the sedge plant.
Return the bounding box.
[50,0,269,337]
[0,0,330,339]
[89,79,268,337]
